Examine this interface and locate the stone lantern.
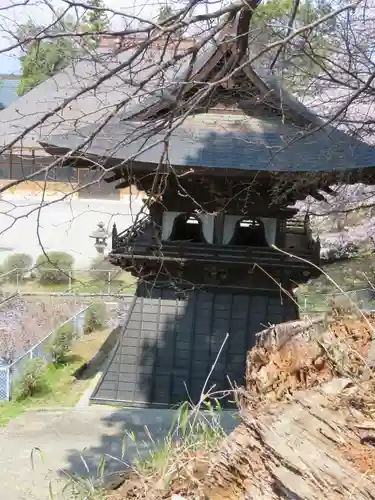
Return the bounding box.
[90,222,109,254]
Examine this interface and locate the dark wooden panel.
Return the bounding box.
[78,168,120,200]
[91,287,298,407]
[8,154,77,182]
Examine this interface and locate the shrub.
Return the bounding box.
[3,253,32,282]
[14,358,46,400]
[84,302,106,334]
[89,255,121,282]
[36,251,74,285]
[47,322,74,365]
[320,241,360,263]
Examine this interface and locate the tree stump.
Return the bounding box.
[209,388,375,499]
[207,313,375,499]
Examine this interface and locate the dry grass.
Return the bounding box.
[71,327,113,361]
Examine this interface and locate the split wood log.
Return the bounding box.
[209,387,375,499]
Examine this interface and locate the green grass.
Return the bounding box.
[0,360,82,426]
[66,400,228,500]
[297,252,375,313]
[0,328,113,427]
[1,271,136,295]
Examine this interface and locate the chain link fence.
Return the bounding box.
[0,367,10,401]
[0,296,134,402]
[0,306,88,401]
[297,287,375,314]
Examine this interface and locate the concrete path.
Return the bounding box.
[75,372,103,408]
[0,405,237,499]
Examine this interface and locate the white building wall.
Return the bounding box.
[0,195,146,268]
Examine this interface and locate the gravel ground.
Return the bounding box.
[0,405,237,500]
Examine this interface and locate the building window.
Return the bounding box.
[169,213,206,243]
[229,218,268,246]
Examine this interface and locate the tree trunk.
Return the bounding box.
[208,314,375,499]
[209,388,375,499]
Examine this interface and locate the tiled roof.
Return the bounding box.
[3,14,375,177]
[0,46,184,152]
[41,112,375,173]
[37,13,375,176]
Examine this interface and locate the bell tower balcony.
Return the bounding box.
[109,206,321,288]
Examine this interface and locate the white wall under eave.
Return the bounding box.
[162,211,178,241]
[260,218,277,247]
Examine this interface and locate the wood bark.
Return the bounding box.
[209,388,375,499]
[254,314,327,350]
[207,314,375,499]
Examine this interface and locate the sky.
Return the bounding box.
[0,0,372,75]
[0,0,165,73]
[0,0,219,74]
[0,54,19,74]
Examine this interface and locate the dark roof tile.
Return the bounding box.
[41,113,375,173]
[0,47,183,152]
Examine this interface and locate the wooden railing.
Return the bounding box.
[111,225,321,268]
[112,215,152,248]
[286,216,309,234]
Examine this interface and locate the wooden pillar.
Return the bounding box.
[275,218,286,247]
[213,211,225,245]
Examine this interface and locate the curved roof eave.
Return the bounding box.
[37,6,373,179]
[261,74,325,127]
[39,115,375,178]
